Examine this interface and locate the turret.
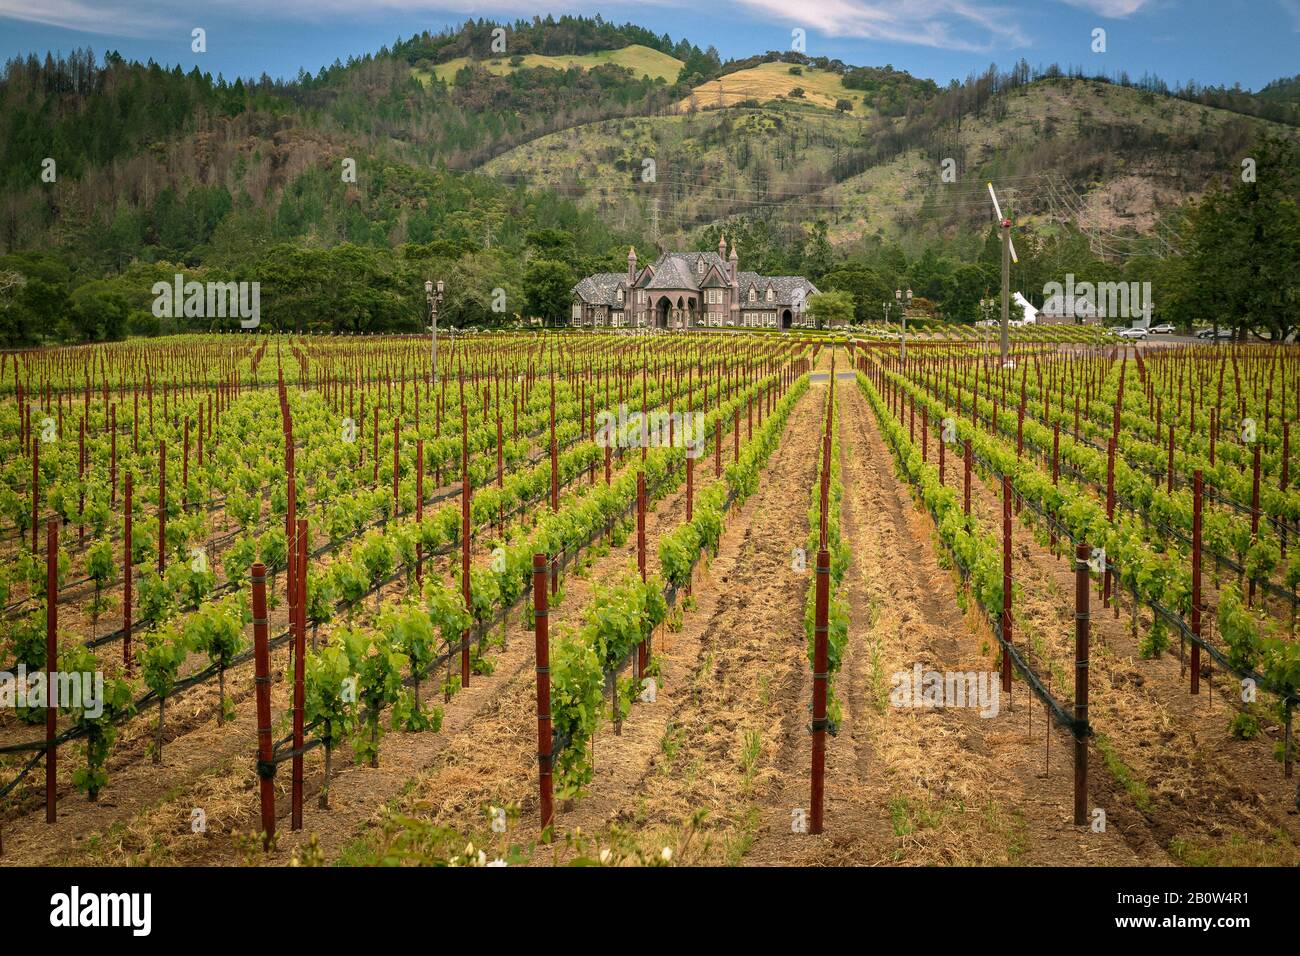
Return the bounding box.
[627,246,637,283]
[728,242,738,283]
[718,234,726,259]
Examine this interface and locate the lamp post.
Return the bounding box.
[425,279,444,385]
[896,287,912,360]
[882,300,892,330]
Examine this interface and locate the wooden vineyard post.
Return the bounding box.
[1050,423,1060,553]
[1001,474,1013,695]
[392,420,400,520]
[810,548,830,835]
[533,554,554,839]
[461,404,471,688]
[637,471,648,681]
[292,518,307,827]
[1167,425,1175,494]
[1249,442,1261,605]
[921,405,928,464]
[31,438,39,554]
[963,438,972,517]
[1283,422,1291,559]
[733,408,740,464]
[45,519,57,824]
[157,439,166,574]
[110,404,117,507]
[717,418,728,478]
[819,435,830,550]
[1074,542,1090,826]
[1103,438,1116,610]
[1191,471,1202,695]
[415,439,424,584]
[124,473,133,671]
[686,453,694,521]
[182,416,190,507]
[252,563,275,850]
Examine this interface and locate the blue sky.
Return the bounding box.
[0,0,1295,91]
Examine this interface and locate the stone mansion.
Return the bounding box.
[570,237,822,330]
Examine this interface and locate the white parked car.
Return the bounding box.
[1116,327,1149,339]
[1149,324,1175,334]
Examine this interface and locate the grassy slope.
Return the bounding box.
[412,44,683,85]
[480,104,868,233]
[677,61,865,113]
[478,74,1294,246]
[819,78,1298,243]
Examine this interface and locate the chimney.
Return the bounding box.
[718,233,726,259]
[728,241,738,283]
[628,246,637,283]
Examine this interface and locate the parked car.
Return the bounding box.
[1149,324,1175,334]
[1116,327,1149,339]
[1195,327,1217,338]
[1215,328,1234,339]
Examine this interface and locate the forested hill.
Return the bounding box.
[0,15,1297,346]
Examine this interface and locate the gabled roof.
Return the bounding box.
[572,273,629,307]
[573,251,817,309]
[636,251,731,291]
[737,273,819,307]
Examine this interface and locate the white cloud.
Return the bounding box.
[1280,0,1300,31]
[0,0,1027,50]
[0,0,176,37]
[732,0,1030,51]
[1057,0,1151,17]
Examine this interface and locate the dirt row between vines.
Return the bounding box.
[912,379,1300,866]
[0,419,704,864]
[743,373,1138,865]
[278,372,825,865]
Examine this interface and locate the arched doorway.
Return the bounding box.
[655,297,670,329]
[782,308,793,329]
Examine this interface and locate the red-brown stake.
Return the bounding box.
[1001,474,1013,694]
[1074,542,1090,826]
[963,438,972,517]
[45,519,57,824]
[1191,470,1202,695]
[461,404,471,687]
[251,563,274,849]
[810,548,830,835]
[292,518,307,828]
[124,473,133,671]
[157,439,166,574]
[533,553,553,838]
